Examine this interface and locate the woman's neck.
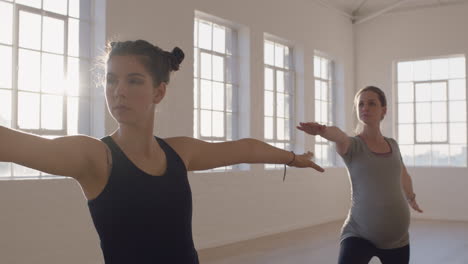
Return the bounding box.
[111,121,158,156]
[359,124,384,141]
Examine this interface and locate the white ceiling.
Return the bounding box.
[316,0,468,23]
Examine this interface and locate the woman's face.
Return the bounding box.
[105,55,165,124]
[357,90,387,125]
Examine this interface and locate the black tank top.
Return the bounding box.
[88,136,199,264]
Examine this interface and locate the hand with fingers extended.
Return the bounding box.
[296,122,326,136]
[289,151,324,172]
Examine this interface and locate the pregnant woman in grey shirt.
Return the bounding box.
[298,86,423,264]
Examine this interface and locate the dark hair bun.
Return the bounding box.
[169,47,185,71]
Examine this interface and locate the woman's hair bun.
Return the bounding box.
[169,47,185,71]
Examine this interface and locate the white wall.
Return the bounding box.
[355,3,468,221]
[0,0,355,263]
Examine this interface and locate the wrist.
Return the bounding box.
[286,151,295,166]
[406,193,416,202]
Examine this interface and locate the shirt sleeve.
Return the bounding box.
[338,136,360,164]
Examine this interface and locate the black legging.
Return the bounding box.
[338,237,410,264]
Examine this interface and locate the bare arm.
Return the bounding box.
[165,137,324,172]
[0,126,106,180]
[401,164,423,213]
[297,122,351,155]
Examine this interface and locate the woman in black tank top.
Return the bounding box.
[0,39,324,264]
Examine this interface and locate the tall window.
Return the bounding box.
[0,0,92,178]
[264,39,294,169]
[194,16,238,171]
[396,56,467,167]
[314,54,335,166]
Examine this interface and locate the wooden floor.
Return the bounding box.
[198,219,468,264]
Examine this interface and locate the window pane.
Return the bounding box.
[16,0,41,8]
[13,164,40,177]
[66,57,80,96]
[41,94,63,130]
[264,41,274,66]
[398,103,414,123]
[0,45,12,88]
[212,111,224,137]
[42,53,65,94]
[275,44,284,68]
[284,94,290,117]
[200,80,212,109]
[321,58,328,80]
[321,101,328,122]
[277,118,285,140]
[431,102,447,122]
[193,109,198,138]
[212,55,224,82]
[449,101,466,122]
[415,83,431,102]
[199,21,212,50]
[18,92,40,129]
[0,162,11,177]
[398,82,413,102]
[277,93,284,118]
[416,124,431,142]
[68,18,80,57]
[449,57,466,79]
[431,82,446,101]
[449,79,466,100]
[212,82,224,111]
[450,145,467,167]
[226,84,232,112]
[200,52,212,80]
[264,117,273,139]
[398,124,414,144]
[315,100,321,122]
[200,110,212,137]
[414,144,431,166]
[0,2,13,44]
[69,0,80,18]
[265,68,274,91]
[450,123,467,144]
[413,60,430,81]
[432,144,449,166]
[431,59,449,80]
[399,145,414,166]
[18,49,40,92]
[284,47,290,69]
[315,80,321,100]
[19,11,41,50]
[277,71,284,92]
[321,81,328,101]
[0,90,12,127]
[43,0,68,15]
[213,25,225,54]
[314,56,321,78]
[415,103,430,123]
[284,119,290,141]
[284,72,292,94]
[398,62,413,82]
[432,123,447,142]
[194,78,198,109]
[264,91,274,116]
[67,97,78,134]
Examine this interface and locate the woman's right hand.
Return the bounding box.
[296,122,326,136]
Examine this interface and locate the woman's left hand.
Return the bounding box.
[409,199,423,213]
[290,151,325,172]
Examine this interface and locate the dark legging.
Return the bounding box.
[338,237,410,264]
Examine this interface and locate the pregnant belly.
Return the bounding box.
[349,203,410,248]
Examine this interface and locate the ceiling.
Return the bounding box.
[316,0,468,24]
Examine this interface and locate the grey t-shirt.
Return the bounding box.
[339,136,410,249]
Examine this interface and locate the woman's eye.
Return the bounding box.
[106,78,116,85]
[129,79,143,85]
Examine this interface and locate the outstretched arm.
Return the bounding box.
[296,122,351,155]
[0,126,106,180]
[165,137,324,172]
[401,164,423,213]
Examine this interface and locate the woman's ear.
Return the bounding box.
[381,106,387,120]
[153,82,167,104]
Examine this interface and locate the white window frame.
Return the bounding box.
[313,52,337,167]
[263,38,295,170]
[193,13,239,172]
[395,55,467,167]
[0,0,95,179]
